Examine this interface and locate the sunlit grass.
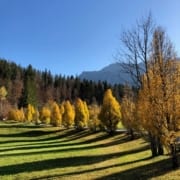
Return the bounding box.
[0,121,179,180]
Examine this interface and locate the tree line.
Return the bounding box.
[1,86,121,134]
[0,59,124,119]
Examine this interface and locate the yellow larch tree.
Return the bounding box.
[88,103,101,132]
[99,89,121,135]
[74,98,88,130]
[8,108,25,122]
[121,95,138,140]
[26,104,35,122]
[40,106,51,124]
[51,101,62,127]
[62,100,75,128]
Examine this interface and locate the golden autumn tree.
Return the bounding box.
[121,95,138,140]
[59,103,65,115]
[0,86,7,100]
[83,101,89,124]
[138,27,180,167]
[99,89,121,135]
[8,108,25,122]
[51,101,62,127]
[74,98,88,130]
[0,86,10,119]
[8,109,18,121]
[33,109,40,124]
[40,106,51,124]
[26,104,35,122]
[62,100,75,128]
[19,108,25,122]
[88,103,101,132]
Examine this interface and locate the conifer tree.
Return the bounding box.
[40,106,51,124]
[8,108,25,122]
[51,101,62,127]
[26,104,35,122]
[83,101,89,123]
[121,95,138,139]
[62,100,75,128]
[88,103,101,132]
[99,89,121,135]
[19,65,38,108]
[74,98,88,130]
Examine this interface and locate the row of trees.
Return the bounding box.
[119,14,180,168]
[0,59,124,119]
[7,89,122,133]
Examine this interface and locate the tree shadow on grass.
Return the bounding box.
[0,145,149,176]
[0,132,145,156]
[55,129,100,143]
[0,122,43,129]
[0,129,78,144]
[95,155,180,180]
[31,156,153,180]
[0,135,143,154]
[0,130,61,138]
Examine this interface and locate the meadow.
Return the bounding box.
[0,121,179,180]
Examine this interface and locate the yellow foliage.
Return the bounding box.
[121,96,138,130]
[99,89,121,134]
[74,98,89,130]
[138,58,180,150]
[8,108,25,122]
[83,101,89,123]
[40,106,51,124]
[26,104,35,122]
[88,104,101,131]
[51,101,62,127]
[0,86,7,100]
[62,100,75,128]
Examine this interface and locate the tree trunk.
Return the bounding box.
[157,138,164,155]
[129,128,135,140]
[170,143,179,169]
[149,133,158,157]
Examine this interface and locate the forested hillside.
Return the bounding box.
[0,59,124,118]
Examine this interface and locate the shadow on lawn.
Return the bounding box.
[30,156,159,180]
[0,129,78,144]
[33,157,176,180]
[0,145,149,176]
[0,130,61,138]
[0,136,143,155]
[0,132,142,155]
[0,129,117,147]
[0,122,44,129]
[95,155,180,180]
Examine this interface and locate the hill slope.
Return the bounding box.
[79,63,133,85]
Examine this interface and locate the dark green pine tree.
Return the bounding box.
[18,65,38,108]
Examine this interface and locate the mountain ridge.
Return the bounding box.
[80,59,180,85]
[79,63,133,85]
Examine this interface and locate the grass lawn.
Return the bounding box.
[0,121,179,180]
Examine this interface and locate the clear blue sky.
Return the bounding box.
[0,0,179,76]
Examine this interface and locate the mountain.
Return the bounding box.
[79,63,134,85]
[80,58,180,85]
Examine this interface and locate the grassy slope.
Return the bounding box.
[0,121,179,180]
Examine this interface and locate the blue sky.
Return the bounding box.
[0,0,179,76]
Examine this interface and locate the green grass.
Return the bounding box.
[0,121,179,180]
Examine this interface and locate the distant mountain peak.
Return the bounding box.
[79,63,133,85]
